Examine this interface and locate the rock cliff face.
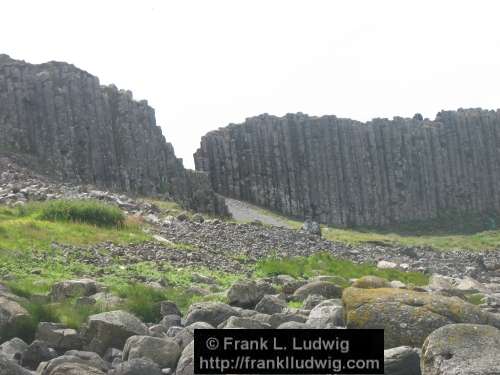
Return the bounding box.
[0,54,227,215]
[195,110,500,227]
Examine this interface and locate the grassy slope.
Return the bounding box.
[0,202,228,335]
[254,206,500,251]
[0,198,435,341]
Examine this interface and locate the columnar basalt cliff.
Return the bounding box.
[195,110,500,227]
[0,54,227,215]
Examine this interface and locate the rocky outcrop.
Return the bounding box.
[195,110,500,226]
[0,54,227,216]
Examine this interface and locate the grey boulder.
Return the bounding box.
[226,280,276,308]
[50,279,98,302]
[36,322,83,352]
[421,324,500,374]
[306,299,344,328]
[83,310,148,355]
[293,281,342,301]
[37,351,109,374]
[122,335,181,369]
[0,337,27,362]
[384,346,420,375]
[0,352,31,375]
[255,295,287,315]
[184,302,238,327]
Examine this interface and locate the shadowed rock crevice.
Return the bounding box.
[0,54,227,216]
[195,110,500,227]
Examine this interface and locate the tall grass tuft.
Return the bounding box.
[35,199,125,228]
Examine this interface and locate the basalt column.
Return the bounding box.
[195,110,500,227]
[0,54,227,216]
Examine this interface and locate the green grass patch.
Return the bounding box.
[32,199,125,227]
[287,300,303,309]
[254,252,428,286]
[0,201,150,253]
[252,205,500,251]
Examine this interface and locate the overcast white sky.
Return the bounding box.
[2,0,500,168]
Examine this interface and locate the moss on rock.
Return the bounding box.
[342,287,500,348]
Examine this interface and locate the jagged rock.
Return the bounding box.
[352,275,390,289]
[195,110,500,227]
[384,346,420,375]
[108,358,162,375]
[343,287,500,348]
[0,352,32,375]
[36,322,83,352]
[82,310,148,355]
[184,302,238,327]
[122,335,181,369]
[421,324,500,374]
[293,281,342,301]
[50,279,98,302]
[0,55,228,216]
[255,295,287,315]
[0,337,27,362]
[306,299,344,328]
[227,280,276,308]
[37,350,110,374]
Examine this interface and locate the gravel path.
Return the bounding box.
[225,197,294,228]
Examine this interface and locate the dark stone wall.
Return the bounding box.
[195,110,500,227]
[0,54,227,216]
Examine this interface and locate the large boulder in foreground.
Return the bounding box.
[421,324,500,375]
[122,335,181,369]
[184,302,238,327]
[82,310,148,355]
[0,296,31,341]
[37,350,109,375]
[0,352,31,375]
[343,287,500,348]
[175,342,194,375]
[384,346,420,375]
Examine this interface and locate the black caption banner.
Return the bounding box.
[194,329,384,374]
